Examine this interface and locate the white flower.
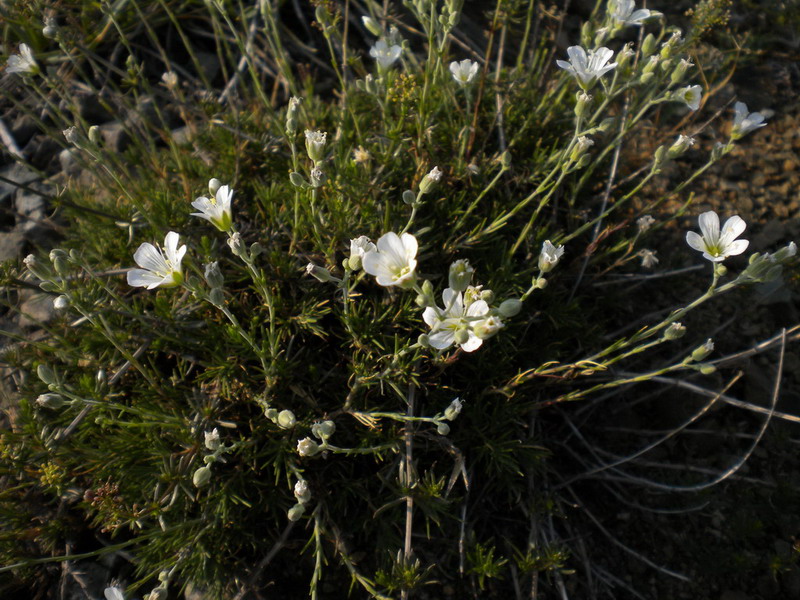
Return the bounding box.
[556,46,617,89]
[105,587,125,600]
[637,215,655,232]
[161,71,178,89]
[686,211,749,262]
[204,428,220,451]
[449,59,479,85]
[609,0,652,25]
[419,166,442,194]
[362,232,418,288]
[191,184,233,232]
[675,84,702,111]
[539,240,565,273]
[422,288,490,353]
[731,101,767,140]
[369,39,402,70]
[304,130,327,162]
[639,249,659,268]
[294,480,311,503]
[127,231,186,289]
[63,127,80,145]
[297,437,320,457]
[348,236,377,270]
[6,43,39,76]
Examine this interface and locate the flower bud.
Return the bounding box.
[289,171,307,187]
[479,289,494,304]
[227,232,245,257]
[287,503,306,521]
[36,393,67,410]
[305,130,327,163]
[444,398,463,421]
[294,480,312,503]
[88,125,101,145]
[773,242,797,262]
[42,17,58,39]
[312,420,335,440]
[639,71,655,85]
[63,126,80,146]
[453,327,470,345]
[535,277,548,289]
[642,55,659,75]
[418,166,442,195]
[436,422,450,436]
[193,466,212,487]
[417,334,431,347]
[448,259,474,292]
[265,408,279,421]
[306,263,334,283]
[362,15,382,36]
[670,59,693,85]
[641,33,656,57]
[690,339,714,362]
[24,254,50,280]
[208,288,225,306]
[277,409,296,429]
[699,364,717,375]
[574,92,592,119]
[204,428,220,451]
[597,117,616,133]
[53,295,69,311]
[37,364,57,385]
[286,97,302,135]
[204,261,224,289]
[208,178,222,196]
[498,298,522,318]
[402,189,416,205]
[664,322,686,340]
[570,136,594,163]
[653,145,667,168]
[473,315,504,340]
[667,135,695,160]
[297,437,320,457]
[660,30,683,59]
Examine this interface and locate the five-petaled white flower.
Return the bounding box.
[369,39,402,70]
[362,232,418,288]
[539,240,565,273]
[609,0,652,25]
[127,231,187,289]
[422,288,491,353]
[449,59,479,86]
[6,43,39,76]
[556,46,617,89]
[686,211,749,263]
[731,101,767,140]
[676,84,702,111]
[191,184,233,232]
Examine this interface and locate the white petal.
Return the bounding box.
[422,307,439,327]
[720,215,746,241]
[459,334,483,353]
[441,288,463,316]
[725,239,749,257]
[428,329,455,350]
[566,46,587,67]
[105,587,125,600]
[128,269,164,288]
[686,231,705,252]
[361,251,383,277]
[555,60,573,72]
[133,242,167,273]
[697,211,719,242]
[449,61,459,77]
[190,211,213,222]
[399,233,418,261]
[628,9,651,22]
[466,299,489,317]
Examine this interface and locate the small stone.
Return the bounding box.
[100,121,132,153]
[18,292,57,327]
[0,163,38,204]
[0,231,26,262]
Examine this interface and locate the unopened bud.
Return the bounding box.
[664,322,686,340]
[88,125,101,144]
[690,339,714,362]
[436,422,450,436]
[306,263,334,283]
[453,327,470,345]
[204,428,221,451]
[642,33,657,57]
[204,261,224,289]
[498,298,522,318]
[402,190,416,205]
[309,166,326,188]
[473,315,503,340]
[227,232,245,257]
[37,364,57,386]
[444,398,463,421]
[53,295,69,311]
[277,409,296,429]
[305,129,327,163]
[289,171,306,188]
[362,15,382,36]
[667,135,695,160]
[208,178,222,195]
[297,437,320,457]
[193,466,212,487]
[312,420,336,440]
[294,479,312,503]
[419,166,442,195]
[575,92,592,119]
[36,393,67,410]
[448,259,474,292]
